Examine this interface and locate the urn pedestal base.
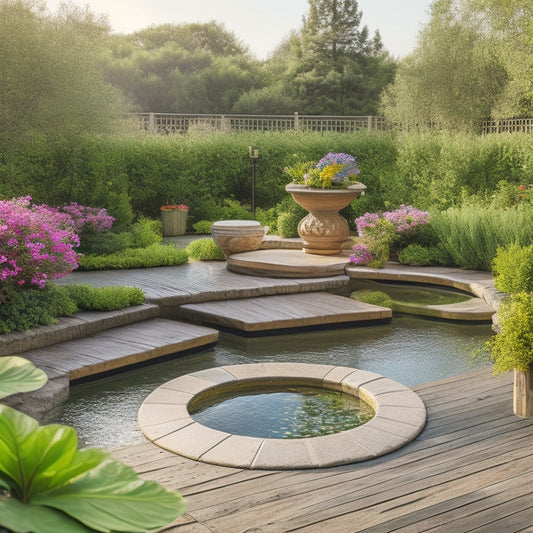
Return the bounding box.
[298,212,350,255]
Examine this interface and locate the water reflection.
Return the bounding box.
[46,315,492,449]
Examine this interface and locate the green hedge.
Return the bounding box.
[2,130,532,231]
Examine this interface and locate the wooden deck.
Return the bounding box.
[113,368,533,532]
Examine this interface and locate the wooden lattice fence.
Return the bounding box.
[129,112,533,135]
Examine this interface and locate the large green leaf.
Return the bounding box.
[0,406,103,500]
[0,405,186,532]
[0,356,48,399]
[33,458,186,532]
[0,405,39,497]
[0,498,93,533]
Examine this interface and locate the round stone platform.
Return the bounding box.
[226,249,352,278]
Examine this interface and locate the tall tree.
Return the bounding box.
[470,0,533,116]
[103,23,263,113]
[284,0,396,114]
[380,0,509,132]
[0,0,125,150]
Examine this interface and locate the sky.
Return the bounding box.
[44,0,432,59]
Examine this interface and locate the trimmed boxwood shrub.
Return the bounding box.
[77,243,188,270]
[186,239,225,261]
[0,285,77,334]
[65,284,144,311]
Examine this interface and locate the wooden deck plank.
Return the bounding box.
[113,368,533,532]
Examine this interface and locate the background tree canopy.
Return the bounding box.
[0,0,125,150]
[102,0,396,116]
[380,0,533,132]
[1,0,532,149]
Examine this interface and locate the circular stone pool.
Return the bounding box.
[138,363,427,469]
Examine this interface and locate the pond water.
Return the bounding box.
[46,315,492,450]
[189,385,375,439]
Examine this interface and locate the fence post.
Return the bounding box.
[149,113,155,133]
[367,116,372,130]
[294,112,299,132]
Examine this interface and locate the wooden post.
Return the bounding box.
[513,368,533,418]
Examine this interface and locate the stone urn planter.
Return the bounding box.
[211,220,268,257]
[286,183,366,255]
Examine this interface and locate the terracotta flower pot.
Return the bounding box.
[286,183,366,255]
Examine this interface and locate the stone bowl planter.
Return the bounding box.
[211,220,268,257]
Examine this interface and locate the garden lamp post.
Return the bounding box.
[249,146,259,218]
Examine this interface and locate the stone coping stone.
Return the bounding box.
[138,363,426,470]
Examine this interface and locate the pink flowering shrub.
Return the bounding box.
[355,206,429,238]
[355,212,380,237]
[350,243,372,265]
[0,197,79,299]
[352,206,430,268]
[59,203,115,233]
[383,205,430,235]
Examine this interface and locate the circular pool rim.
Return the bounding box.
[138,363,427,470]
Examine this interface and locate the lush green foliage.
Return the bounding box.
[79,217,161,255]
[350,290,393,309]
[430,205,533,271]
[277,198,307,238]
[65,284,145,311]
[275,0,396,115]
[0,403,185,532]
[0,1,125,157]
[77,243,188,270]
[492,243,533,295]
[0,356,47,400]
[186,239,225,261]
[7,130,532,235]
[489,293,533,374]
[398,244,450,267]
[381,0,532,131]
[104,22,261,113]
[193,220,214,234]
[0,283,146,334]
[0,285,77,334]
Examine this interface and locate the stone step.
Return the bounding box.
[5,319,219,420]
[179,292,392,333]
[0,304,160,357]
